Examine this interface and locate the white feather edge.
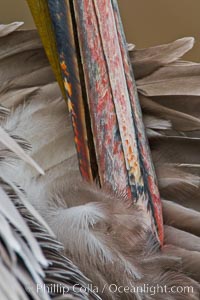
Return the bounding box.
[0,22,24,37]
[0,127,44,175]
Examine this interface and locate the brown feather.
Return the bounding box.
[163,245,200,282]
[140,95,200,132]
[164,226,200,252]
[162,200,200,237]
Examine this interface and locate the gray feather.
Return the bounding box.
[129,37,194,79]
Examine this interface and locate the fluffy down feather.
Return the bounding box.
[0,76,99,300]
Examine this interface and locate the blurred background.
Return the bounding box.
[1,0,200,61]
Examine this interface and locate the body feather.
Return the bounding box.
[0,22,199,299]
